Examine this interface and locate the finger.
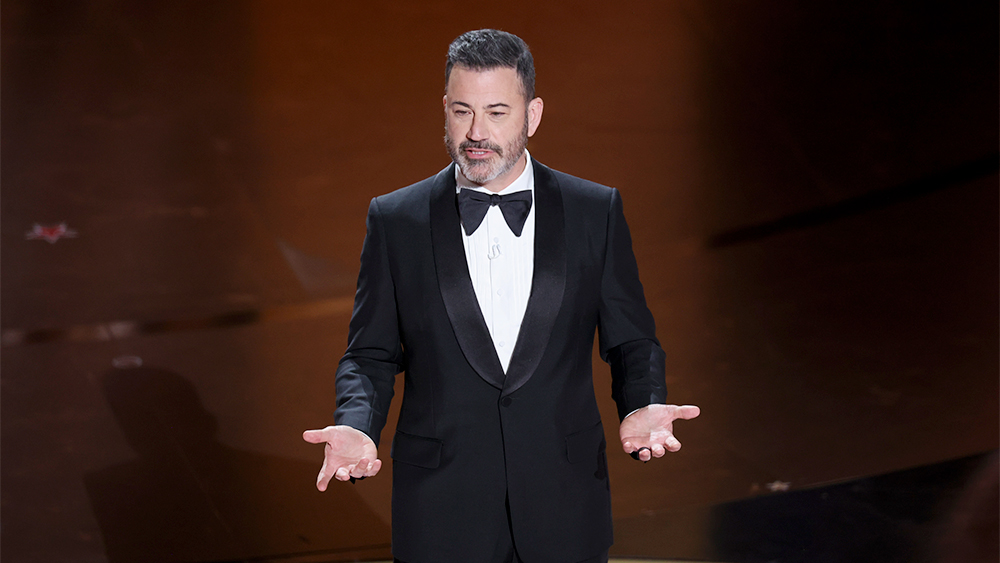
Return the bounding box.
[369,458,383,476]
[621,440,634,453]
[350,458,370,478]
[665,436,682,452]
[316,465,332,492]
[674,405,701,420]
[628,446,650,461]
[335,466,352,482]
[651,443,666,458]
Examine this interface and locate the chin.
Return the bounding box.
[460,162,500,185]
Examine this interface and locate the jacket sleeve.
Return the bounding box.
[333,197,404,448]
[596,188,668,421]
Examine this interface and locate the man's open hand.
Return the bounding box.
[302,425,381,490]
[619,404,700,462]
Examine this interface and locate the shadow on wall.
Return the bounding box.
[708,451,999,563]
[85,366,390,562]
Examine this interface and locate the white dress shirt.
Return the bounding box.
[457,153,535,372]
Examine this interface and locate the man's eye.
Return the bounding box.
[490,112,506,118]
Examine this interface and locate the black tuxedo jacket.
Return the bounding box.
[334,160,667,563]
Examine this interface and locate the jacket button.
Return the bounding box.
[501,397,512,407]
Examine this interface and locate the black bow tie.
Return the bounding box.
[457,188,532,237]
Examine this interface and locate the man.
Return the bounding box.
[303,29,699,563]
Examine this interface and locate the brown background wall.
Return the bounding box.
[2,1,996,562]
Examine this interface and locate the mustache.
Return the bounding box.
[459,140,503,156]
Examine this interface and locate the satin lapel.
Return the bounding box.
[503,161,567,396]
[430,164,506,390]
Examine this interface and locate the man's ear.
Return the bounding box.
[527,97,544,137]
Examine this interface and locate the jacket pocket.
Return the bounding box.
[390,430,443,469]
[565,421,606,464]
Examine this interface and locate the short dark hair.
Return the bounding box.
[446,29,535,100]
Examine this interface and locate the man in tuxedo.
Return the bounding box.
[303,29,699,563]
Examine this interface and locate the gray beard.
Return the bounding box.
[444,117,529,185]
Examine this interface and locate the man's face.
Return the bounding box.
[444,66,543,192]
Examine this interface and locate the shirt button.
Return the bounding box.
[494,237,499,243]
[497,289,503,296]
[501,397,512,407]
[498,341,505,347]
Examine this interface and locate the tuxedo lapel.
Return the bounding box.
[503,161,567,396]
[430,164,506,390]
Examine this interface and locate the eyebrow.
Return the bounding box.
[450,101,512,110]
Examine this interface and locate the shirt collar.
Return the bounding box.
[455,151,534,195]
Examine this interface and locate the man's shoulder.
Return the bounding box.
[369,160,620,213]
[535,161,617,206]
[380,165,450,201]
[368,164,452,216]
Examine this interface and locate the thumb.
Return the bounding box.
[674,405,701,420]
[302,428,328,444]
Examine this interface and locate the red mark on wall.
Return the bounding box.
[25,223,78,244]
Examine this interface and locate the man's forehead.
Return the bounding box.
[447,66,523,94]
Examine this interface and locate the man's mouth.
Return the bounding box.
[461,142,501,160]
[465,148,493,159]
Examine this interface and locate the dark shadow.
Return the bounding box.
[707,451,999,563]
[85,366,390,563]
[933,452,999,563]
[707,154,1000,248]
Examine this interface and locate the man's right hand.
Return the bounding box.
[302,425,381,491]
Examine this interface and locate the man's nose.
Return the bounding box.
[467,114,488,141]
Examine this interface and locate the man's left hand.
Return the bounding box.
[619,403,700,462]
